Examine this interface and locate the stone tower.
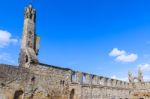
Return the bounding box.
[19,4,40,68]
[138,68,144,83]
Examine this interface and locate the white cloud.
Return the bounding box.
[109,48,138,62]
[138,64,150,71]
[0,29,18,48]
[0,53,16,64]
[111,75,117,79]
[109,48,125,56]
[111,75,128,81]
[116,54,138,62]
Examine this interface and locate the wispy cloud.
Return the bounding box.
[0,29,18,48]
[111,75,128,81]
[0,53,16,64]
[109,48,138,63]
[138,63,150,72]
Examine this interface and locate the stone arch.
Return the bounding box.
[13,90,24,99]
[70,89,75,99]
[133,77,138,83]
[71,72,77,82]
[107,79,112,86]
[25,55,29,63]
[99,77,105,85]
[82,73,86,84]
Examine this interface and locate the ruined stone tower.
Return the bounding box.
[0,4,149,99]
[19,4,40,68]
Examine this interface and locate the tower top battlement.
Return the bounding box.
[24,4,36,22]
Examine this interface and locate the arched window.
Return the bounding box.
[13,90,24,99]
[70,89,75,99]
[134,79,138,83]
[82,74,86,84]
[71,72,77,82]
[25,55,28,63]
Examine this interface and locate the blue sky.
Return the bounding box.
[0,0,150,81]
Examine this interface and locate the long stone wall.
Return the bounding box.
[1,3,149,99]
[70,71,129,88]
[69,71,130,99]
[0,63,150,99]
[0,63,131,99]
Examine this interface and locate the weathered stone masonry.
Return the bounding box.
[0,63,131,99]
[0,4,150,99]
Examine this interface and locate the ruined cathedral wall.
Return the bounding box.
[0,64,18,82]
[133,82,150,90]
[70,71,129,88]
[26,63,72,99]
[79,86,130,99]
[69,71,130,99]
[0,64,131,99]
[0,64,30,86]
[130,82,150,99]
[0,64,73,99]
[0,64,30,99]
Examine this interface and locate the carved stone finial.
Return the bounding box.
[138,68,144,83]
[128,70,132,78]
[24,4,36,22]
[128,70,134,83]
[138,67,142,74]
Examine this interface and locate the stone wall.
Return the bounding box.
[69,71,130,99]
[0,63,71,99]
[130,82,150,99]
[0,63,131,99]
[0,64,29,99]
[1,63,150,99]
[28,63,72,99]
[1,3,150,99]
